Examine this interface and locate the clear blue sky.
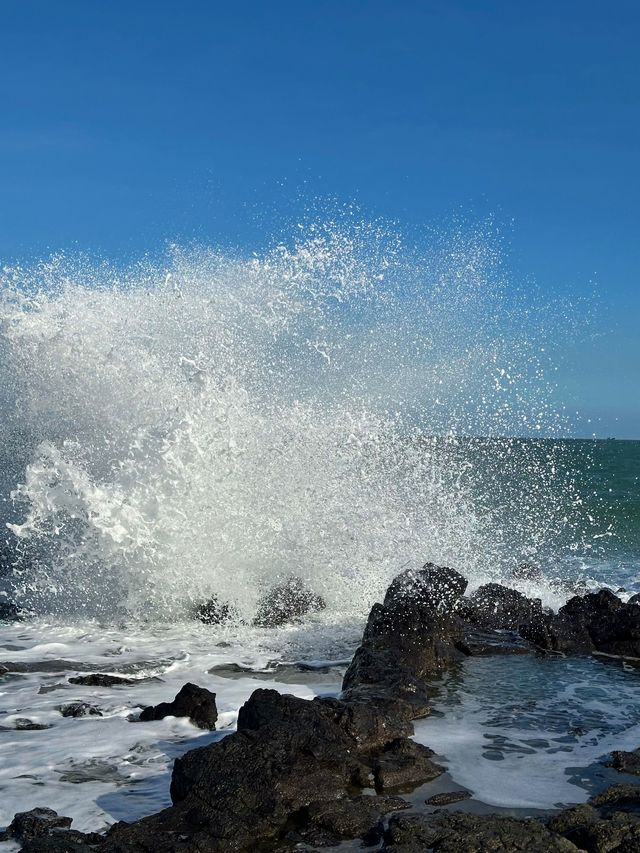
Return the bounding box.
[1,1,638,437]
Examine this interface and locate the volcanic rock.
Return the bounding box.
[383,811,580,852]
[0,807,72,843]
[139,682,217,729]
[69,673,135,687]
[467,583,544,631]
[426,790,471,806]
[372,738,444,791]
[253,576,326,627]
[609,747,640,775]
[59,702,103,718]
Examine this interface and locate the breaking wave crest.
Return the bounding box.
[0,214,596,620]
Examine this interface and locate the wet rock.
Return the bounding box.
[558,589,640,658]
[13,718,52,730]
[0,807,72,842]
[372,738,444,791]
[69,673,135,687]
[456,626,534,656]
[468,583,544,631]
[382,563,468,614]
[0,600,22,621]
[59,702,103,718]
[195,595,234,625]
[548,789,640,852]
[253,576,326,627]
[426,790,471,806]
[609,747,640,775]
[301,794,410,846]
[342,563,468,721]
[383,811,580,852]
[139,682,217,730]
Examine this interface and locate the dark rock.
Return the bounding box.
[195,595,234,625]
[382,563,468,614]
[59,702,103,718]
[383,811,580,852]
[426,790,471,806]
[0,807,72,842]
[342,564,468,722]
[372,738,444,791]
[139,682,217,730]
[629,593,640,606]
[69,674,135,687]
[468,583,544,631]
[456,626,534,656]
[559,589,640,658]
[609,748,640,775]
[13,718,52,730]
[588,782,640,809]
[302,794,410,845]
[0,600,22,621]
[253,576,325,627]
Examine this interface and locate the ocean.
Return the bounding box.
[0,220,638,838]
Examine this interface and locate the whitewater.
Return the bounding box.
[1,215,638,838]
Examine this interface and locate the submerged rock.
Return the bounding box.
[253,576,326,627]
[59,702,103,718]
[425,790,471,806]
[69,673,135,687]
[139,682,218,729]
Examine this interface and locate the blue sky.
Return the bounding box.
[1,1,638,436]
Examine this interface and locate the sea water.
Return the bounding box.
[0,215,638,834]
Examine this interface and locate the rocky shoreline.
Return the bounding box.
[3,565,640,851]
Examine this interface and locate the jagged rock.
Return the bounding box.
[383,811,580,852]
[426,790,471,806]
[467,583,544,631]
[342,563,468,721]
[372,738,444,791]
[560,589,640,658]
[299,794,410,846]
[69,673,135,687]
[609,747,640,775]
[195,595,234,625]
[59,702,103,718]
[253,576,326,627]
[139,682,217,730]
[0,807,72,842]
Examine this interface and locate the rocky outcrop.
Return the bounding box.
[342,564,469,721]
[253,576,326,627]
[383,811,580,852]
[103,688,421,852]
[139,683,218,730]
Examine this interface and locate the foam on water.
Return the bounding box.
[0,214,603,621]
